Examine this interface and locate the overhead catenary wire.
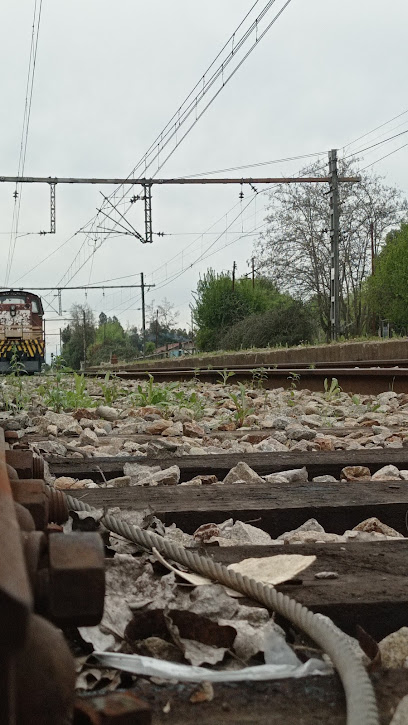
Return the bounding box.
[46,0,294,296]
[342,129,408,161]
[342,107,408,153]
[4,0,43,286]
[175,150,327,179]
[359,141,408,172]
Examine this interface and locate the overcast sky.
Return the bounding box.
[1,0,407,357]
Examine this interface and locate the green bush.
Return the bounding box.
[219,300,314,350]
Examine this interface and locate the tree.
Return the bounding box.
[191,269,287,350]
[87,317,142,365]
[145,298,188,348]
[253,158,407,339]
[366,222,408,332]
[61,304,96,369]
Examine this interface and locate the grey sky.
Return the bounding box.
[1,0,407,357]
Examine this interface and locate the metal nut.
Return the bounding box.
[47,532,105,626]
[10,479,49,530]
[5,449,34,479]
[10,479,50,530]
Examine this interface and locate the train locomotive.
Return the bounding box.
[0,290,45,373]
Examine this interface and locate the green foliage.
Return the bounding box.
[192,269,286,351]
[228,383,255,427]
[61,304,96,370]
[218,299,315,351]
[145,341,155,356]
[0,346,29,411]
[133,374,174,407]
[366,223,408,332]
[251,367,268,389]
[323,377,342,401]
[131,374,206,419]
[100,372,122,405]
[38,358,94,411]
[287,371,300,406]
[171,389,206,420]
[38,356,71,412]
[217,369,235,386]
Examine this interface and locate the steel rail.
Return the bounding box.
[84,365,408,394]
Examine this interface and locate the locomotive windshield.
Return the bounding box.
[0,295,27,304]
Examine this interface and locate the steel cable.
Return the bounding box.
[65,492,379,725]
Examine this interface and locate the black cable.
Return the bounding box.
[52,1,294,290]
[360,142,408,171]
[342,108,408,153]
[5,0,43,285]
[343,129,408,160]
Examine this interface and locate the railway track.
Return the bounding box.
[45,443,408,723]
[85,359,408,394]
[8,367,408,723]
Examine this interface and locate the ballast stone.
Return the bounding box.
[79,429,99,447]
[95,405,119,422]
[223,461,264,485]
[371,464,401,481]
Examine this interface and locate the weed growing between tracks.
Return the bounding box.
[130,374,207,419]
[0,347,29,411]
[228,383,255,427]
[323,377,342,402]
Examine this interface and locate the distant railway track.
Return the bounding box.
[84,359,408,394]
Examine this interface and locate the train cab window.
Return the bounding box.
[31,300,39,313]
[0,295,26,305]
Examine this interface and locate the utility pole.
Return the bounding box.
[232,261,237,291]
[370,221,375,275]
[140,272,146,358]
[82,308,87,367]
[251,257,255,289]
[329,149,340,341]
[155,309,159,349]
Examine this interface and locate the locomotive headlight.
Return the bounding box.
[10,305,16,317]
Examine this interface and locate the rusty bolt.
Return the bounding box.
[5,449,34,478]
[33,453,45,480]
[46,486,69,524]
[43,532,105,626]
[10,479,49,531]
[4,430,19,444]
[74,692,151,725]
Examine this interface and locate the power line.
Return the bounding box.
[360,141,408,171]
[50,0,294,292]
[175,150,327,178]
[343,129,408,160]
[5,0,43,286]
[342,108,408,153]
